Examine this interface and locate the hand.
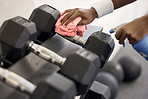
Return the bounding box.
[115,14,148,44]
[61,7,98,26]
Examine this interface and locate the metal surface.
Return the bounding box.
[0,67,36,94]
[29,41,66,66]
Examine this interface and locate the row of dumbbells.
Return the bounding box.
[0,4,115,99]
[87,55,141,99]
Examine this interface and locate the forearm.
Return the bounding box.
[61,0,138,25]
[112,0,137,9]
[91,0,137,18]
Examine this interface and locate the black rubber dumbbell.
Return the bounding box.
[0,67,76,99]
[31,72,76,99]
[95,71,119,99]
[81,61,124,99]
[29,4,115,67]
[118,56,142,82]
[92,59,141,99]
[80,72,119,99]
[29,4,60,42]
[80,81,111,99]
[0,16,101,95]
[102,61,124,83]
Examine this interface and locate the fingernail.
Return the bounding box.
[123,42,125,47]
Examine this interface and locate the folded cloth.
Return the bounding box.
[55,13,87,37]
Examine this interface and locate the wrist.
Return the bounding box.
[139,14,148,27]
[90,7,98,19]
[143,14,148,23]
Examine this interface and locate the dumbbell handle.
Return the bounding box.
[0,67,36,94]
[28,41,66,67]
[63,35,86,47]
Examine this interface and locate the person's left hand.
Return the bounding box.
[115,14,148,44]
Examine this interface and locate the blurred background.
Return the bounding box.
[0,0,148,99]
[0,0,143,59]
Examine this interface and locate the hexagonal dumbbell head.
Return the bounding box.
[29,4,60,42]
[31,73,76,99]
[84,31,115,67]
[0,16,37,62]
[80,81,111,99]
[59,48,101,95]
[95,72,119,99]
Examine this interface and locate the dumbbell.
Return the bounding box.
[103,58,141,83]
[29,4,60,42]
[31,72,76,99]
[0,66,76,99]
[94,71,119,99]
[79,50,142,98]
[97,59,141,98]
[0,16,101,95]
[81,61,123,99]
[29,4,115,66]
[102,61,124,83]
[81,72,119,99]
[80,81,111,99]
[118,56,142,82]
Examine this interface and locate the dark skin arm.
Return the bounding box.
[61,0,148,45]
[61,0,137,25]
[112,0,136,9]
[115,14,148,44]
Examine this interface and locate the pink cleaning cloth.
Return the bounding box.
[55,13,87,37]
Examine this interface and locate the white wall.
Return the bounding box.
[0,0,98,25]
[0,0,34,25]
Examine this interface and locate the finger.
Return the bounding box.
[115,28,124,40]
[64,12,80,26]
[63,9,74,15]
[61,11,75,24]
[127,36,132,41]
[119,33,128,44]
[129,39,137,44]
[78,21,85,25]
[78,20,88,25]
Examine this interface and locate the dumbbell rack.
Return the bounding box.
[0,25,102,99]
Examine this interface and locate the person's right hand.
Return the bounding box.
[115,14,148,44]
[61,7,98,26]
